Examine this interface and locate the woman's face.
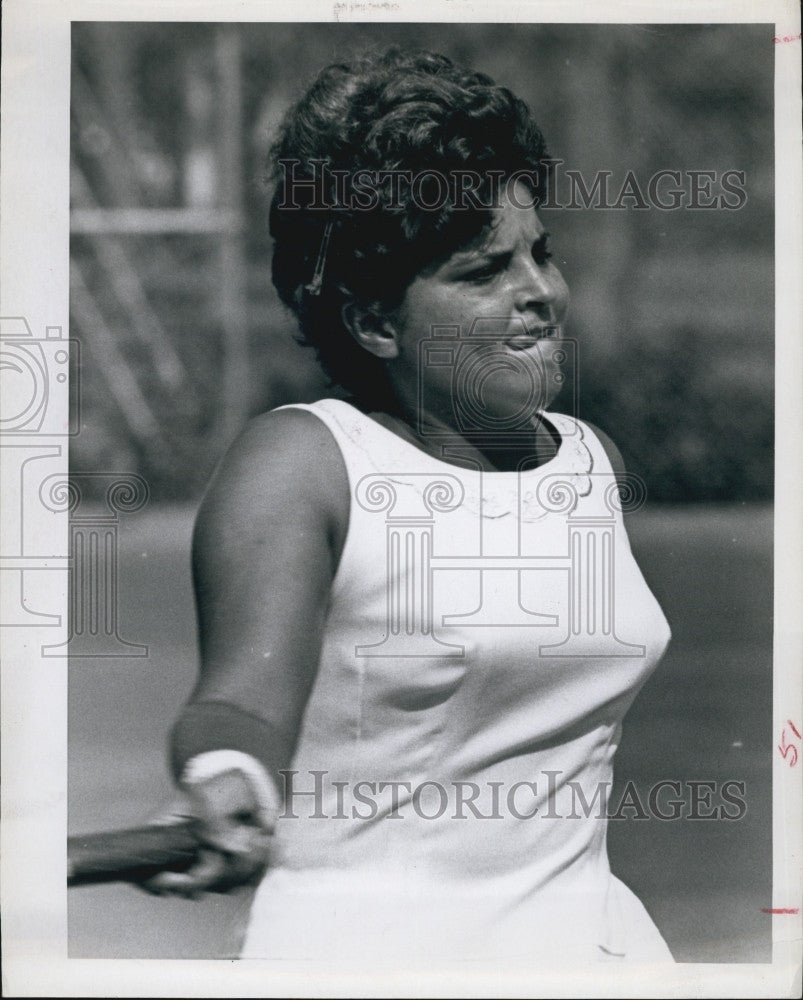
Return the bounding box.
[388,179,570,436]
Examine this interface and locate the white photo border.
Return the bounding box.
[1,1,801,996]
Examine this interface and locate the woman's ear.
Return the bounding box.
[341,301,400,359]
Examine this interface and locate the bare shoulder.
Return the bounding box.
[188,407,350,711]
[194,407,350,563]
[581,419,626,479]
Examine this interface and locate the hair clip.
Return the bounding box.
[304,220,335,297]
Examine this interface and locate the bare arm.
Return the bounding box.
[150,407,349,895]
[583,419,626,481]
[583,420,640,522]
[184,408,347,752]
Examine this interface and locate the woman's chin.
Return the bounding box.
[495,378,562,416]
[452,386,558,436]
[540,379,564,411]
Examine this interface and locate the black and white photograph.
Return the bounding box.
[1,1,801,996]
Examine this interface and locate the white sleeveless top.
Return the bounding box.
[242,399,673,966]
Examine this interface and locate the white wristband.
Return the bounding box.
[181,749,281,829]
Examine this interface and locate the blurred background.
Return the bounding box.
[69,21,773,501]
[68,22,774,962]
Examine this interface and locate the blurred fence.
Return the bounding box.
[69,22,774,501]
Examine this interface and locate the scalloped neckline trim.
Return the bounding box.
[321,399,585,477]
[314,399,595,519]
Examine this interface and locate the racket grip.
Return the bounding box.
[67,820,201,886]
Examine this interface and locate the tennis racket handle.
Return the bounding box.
[67,820,201,886]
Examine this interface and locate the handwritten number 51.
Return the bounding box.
[778,720,801,767]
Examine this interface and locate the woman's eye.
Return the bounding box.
[467,267,500,283]
[532,237,553,266]
[464,258,507,283]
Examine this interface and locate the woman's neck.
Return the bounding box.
[362,402,560,473]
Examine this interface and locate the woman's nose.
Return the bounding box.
[514,257,559,312]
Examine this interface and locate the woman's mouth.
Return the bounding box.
[504,323,562,352]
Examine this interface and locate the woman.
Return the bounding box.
[151,48,674,965]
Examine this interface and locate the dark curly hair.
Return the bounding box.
[267,48,552,405]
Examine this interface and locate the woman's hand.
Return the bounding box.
[144,768,274,898]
